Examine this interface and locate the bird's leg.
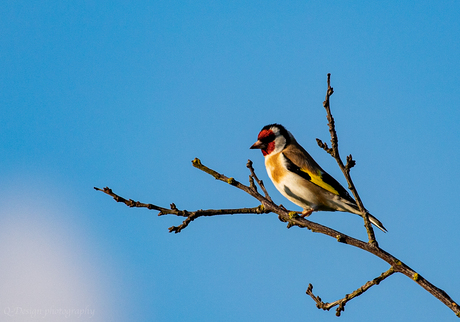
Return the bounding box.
[279,204,288,211]
[300,209,314,218]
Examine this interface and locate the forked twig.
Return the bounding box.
[306,267,395,316]
[247,159,272,202]
[94,186,269,233]
[317,73,378,246]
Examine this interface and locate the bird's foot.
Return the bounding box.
[300,209,314,218]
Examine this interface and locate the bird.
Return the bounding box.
[250,123,387,232]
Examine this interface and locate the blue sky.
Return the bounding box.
[1,1,460,321]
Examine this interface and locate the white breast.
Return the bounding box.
[264,153,318,211]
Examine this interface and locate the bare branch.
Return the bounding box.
[246,159,272,202]
[94,187,269,233]
[167,206,268,233]
[95,75,460,317]
[93,187,171,213]
[316,138,333,155]
[306,267,395,316]
[318,73,378,246]
[95,157,460,316]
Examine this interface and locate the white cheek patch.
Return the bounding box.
[272,136,286,154]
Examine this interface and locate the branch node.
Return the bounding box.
[168,225,181,233]
[257,204,265,213]
[288,211,299,219]
[316,138,333,154]
[336,302,345,316]
[346,154,356,171]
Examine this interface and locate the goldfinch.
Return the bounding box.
[250,124,386,232]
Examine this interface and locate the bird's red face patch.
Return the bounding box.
[258,129,276,156]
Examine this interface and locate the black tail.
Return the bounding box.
[367,213,387,233]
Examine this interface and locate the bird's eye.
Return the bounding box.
[261,134,275,143]
[258,130,276,143]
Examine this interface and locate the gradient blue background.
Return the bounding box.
[1,1,459,321]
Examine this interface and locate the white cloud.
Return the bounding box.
[0,177,115,321]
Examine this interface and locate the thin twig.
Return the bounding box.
[94,187,171,213]
[318,73,378,246]
[94,187,268,233]
[306,267,395,316]
[247,159,272,202]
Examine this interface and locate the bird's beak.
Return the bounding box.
[250,140,265,149]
